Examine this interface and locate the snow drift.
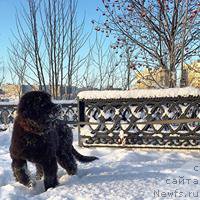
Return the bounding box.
[0,127,200,199]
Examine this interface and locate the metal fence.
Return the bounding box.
[78,96,200,149]
[0,102,17,131]
[2,97,200,149]
[0,101,78,131]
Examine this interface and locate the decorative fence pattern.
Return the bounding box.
[78,96,200,149]
[0,101,78,131]
[2,93,200,149]
[0,102,17,131]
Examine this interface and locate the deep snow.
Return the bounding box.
[1,127,200,200]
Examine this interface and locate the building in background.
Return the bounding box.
[135,68,171,89]
[134,64,192,89]
[1,84,20,100]
[0,84,80,100]
[186,60,200,88]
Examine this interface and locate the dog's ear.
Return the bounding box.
[22,110,28,118]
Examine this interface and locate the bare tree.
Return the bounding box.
[94,0,200,88]
[9,0,88,99]
[0,59,5,88]
[79,50,99,89]
[79,34,122,90]
[8,40,34,98]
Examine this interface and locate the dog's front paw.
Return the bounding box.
[44,177,58,191]
[36,173,43,180]
[27,180,36,188]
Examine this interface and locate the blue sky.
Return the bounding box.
[0,0,101,80]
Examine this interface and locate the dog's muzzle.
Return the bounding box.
[49,104,64,121]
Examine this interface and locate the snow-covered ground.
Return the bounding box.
[1,127,200,200]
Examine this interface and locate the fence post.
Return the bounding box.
[78,98,85,147]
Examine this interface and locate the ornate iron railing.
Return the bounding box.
[78,97,200,149]
[3,96,200,149]
[0,101,78,131]
[0,102,17,131]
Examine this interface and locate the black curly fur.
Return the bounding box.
[9,91,98,191]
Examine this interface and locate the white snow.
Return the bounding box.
[1,127,200,199]
[53,100,77,104]
[0,100,77,106]
[78,87,200,100]
[0,101,18,106]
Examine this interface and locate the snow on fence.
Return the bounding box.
[77,87,200,149]
[0,100,78,131]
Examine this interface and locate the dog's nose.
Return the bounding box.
[51,104,61,112]
[50,104,63,118]
[55,104,62,113]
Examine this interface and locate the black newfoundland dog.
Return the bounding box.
[10,91,98,190]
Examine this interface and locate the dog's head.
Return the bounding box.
[17,91,61,125]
